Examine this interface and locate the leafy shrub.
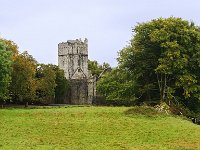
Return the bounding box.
[125,106,167,117]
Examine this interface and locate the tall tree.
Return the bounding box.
[118,17,200,109]
[0,41,12,105]
[36,64,56,104]
[10,51,37,106]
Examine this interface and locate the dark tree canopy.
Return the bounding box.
[36,64,56,103]
[118,17,200,111]
[51,65,70,104]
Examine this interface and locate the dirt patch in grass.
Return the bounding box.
[175,141,200,149]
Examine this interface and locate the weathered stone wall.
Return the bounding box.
[88,75,96,104]
[58,38,88,79]
[70,79,88,104]
[58,38,96,104]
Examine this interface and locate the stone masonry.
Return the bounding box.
[58,38,96,104]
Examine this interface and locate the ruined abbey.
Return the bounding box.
[58,38,96,104]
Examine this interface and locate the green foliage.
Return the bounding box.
[36,64,70,104]
[52,65,70,103]
[88,59,110,76]
[0,37,70,104]
[36,64,56,103]
[125,106,167,117]
[0,107,200,149]
[10,51,37,103]
[0,41,12,102]
[0,38,18,59]
[97,68,137,101]
[118,17,200,111]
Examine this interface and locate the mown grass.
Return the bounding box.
[0,106,200,150]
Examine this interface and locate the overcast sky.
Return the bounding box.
[1,0,200,66]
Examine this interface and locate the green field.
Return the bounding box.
[0,106,200,150]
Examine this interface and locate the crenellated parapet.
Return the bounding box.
[58,38,88,56]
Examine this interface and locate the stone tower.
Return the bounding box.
[58,38,96,104]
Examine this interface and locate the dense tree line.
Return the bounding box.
[1,17,200,115]
[0,37,110,107]
[97,17,200,114]
[0,38,70,106]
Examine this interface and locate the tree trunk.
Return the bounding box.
[1,101,5,109]
[25,101,28,107]
[157,73,168,103]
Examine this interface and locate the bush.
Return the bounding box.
[125,106,167,117]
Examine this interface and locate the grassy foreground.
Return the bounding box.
[0,106,200,150]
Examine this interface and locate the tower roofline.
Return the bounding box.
[58,38,88,45]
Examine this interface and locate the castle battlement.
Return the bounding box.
[58,38,88,56]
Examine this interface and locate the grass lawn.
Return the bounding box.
[0,106,200,150]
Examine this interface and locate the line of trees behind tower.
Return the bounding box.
[1,17,200,116]
[97,17,200,116]
[0,38,70,107]
[0,37,110,107]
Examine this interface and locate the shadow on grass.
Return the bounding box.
[0,104,91,110]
